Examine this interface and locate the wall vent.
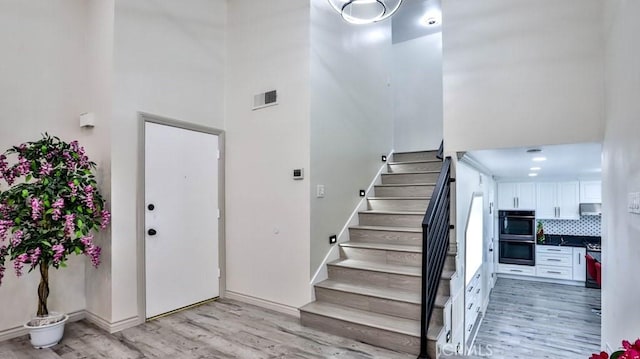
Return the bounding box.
[253,90,278,110]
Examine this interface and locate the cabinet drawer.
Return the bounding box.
[536,265,573,280]
[537,253,572,267]
[498,264,536,276]
[536,246,572,255]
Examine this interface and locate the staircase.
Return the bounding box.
[300,150,455,358]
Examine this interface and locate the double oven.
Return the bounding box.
[499,210,536,266]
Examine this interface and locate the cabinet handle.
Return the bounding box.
[467,286,474,293]
[468,303,474,310]
[578,254,581,265]
[514,198,517,208]
[558,207,561,217]
[517,197,520,208]
[546,258,562,262]
[476,273,481,279]
[468,324,473,332]
[548,271,562,274]
[510,269,523,272]
[476,288,481,294]
[476,307,481,313]
[547,249,562,252]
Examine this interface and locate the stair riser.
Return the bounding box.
[381,173,440,184]
[437,278,451,298]
[340,247,421,267]
[367,199,429,212]
[328,266,421,293]
[375,185,435,197]
[358,213,423,228]
[300,312,424,356]
[444,255,456,272]
[314,287,420,321]
[393,152,439,162]
[388,162,442,173]
[349,228,422,246]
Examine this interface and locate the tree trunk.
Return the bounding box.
[37,262,49,317]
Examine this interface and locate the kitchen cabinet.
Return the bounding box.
[580,181,602,203]
[573,248,587,282]
[498,182,536,210]
[465,269,483,340]
[535,182,580,220]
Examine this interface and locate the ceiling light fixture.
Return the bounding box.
[530,167,541,171]
[421,12,441,27]
[532,157,547,162]
[328,0,403,25]
[528,173,538,177]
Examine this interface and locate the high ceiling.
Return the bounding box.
[466,143,603,181]
[392,0,442,44]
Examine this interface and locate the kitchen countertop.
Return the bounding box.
[537,234,601,247]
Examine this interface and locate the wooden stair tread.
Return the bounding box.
[383,171,440,175]
[315,280,449,308]
[329,259,456,280]
[375,183,436,187]
[359,210,424,215]
[340,241,422,253]
[300,301,442,339]
[394,150,439,155]
[388,160,441,165]
[350,225,422,233]
[368,197,431,200]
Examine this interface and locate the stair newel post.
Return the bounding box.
[37,261,50,317]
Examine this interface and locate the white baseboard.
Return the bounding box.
[0,310,85,342]
[224,291,300,318]
[84,311,140,333]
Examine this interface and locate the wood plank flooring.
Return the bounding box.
[0,299,414,359]
[473,278,601,359]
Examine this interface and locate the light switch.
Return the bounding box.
[317,185,325,198]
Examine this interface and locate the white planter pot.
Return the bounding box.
[24,313,68,349]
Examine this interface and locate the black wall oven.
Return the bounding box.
[499,210,536,266]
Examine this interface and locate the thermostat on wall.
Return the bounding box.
[253,90,278,110]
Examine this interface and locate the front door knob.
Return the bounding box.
[148,229,157,236]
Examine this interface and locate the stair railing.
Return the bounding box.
[418,152,452,359]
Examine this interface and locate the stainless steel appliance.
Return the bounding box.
[585,242,601,288]
[499,210,536,266]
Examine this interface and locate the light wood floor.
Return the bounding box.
[474,278,601,359]
[0,299,414,359]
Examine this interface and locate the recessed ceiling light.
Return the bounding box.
[527,148,543,154]
[421,11,442,27]
[423,17,440,26]
[532,157,547,162]
[530,167,541,171]
[528,173,538,177]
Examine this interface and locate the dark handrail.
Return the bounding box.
[418,155,452,359]
[436,140,443,160]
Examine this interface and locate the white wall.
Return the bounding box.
[601,0,640,350]
[309,0,394,275]
[392,33,443,152]
[0,0,99,333]
[84,0,114,323]
[442,0,605,152]
[111,0,226,323]
[225,0,312,309]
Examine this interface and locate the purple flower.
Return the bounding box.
[29,247,41,267]
[39,161,53,176]
[0,220,13,242]
[0,155,7,178]
[17,156,30,176]
[52,198,64,220]
[100,210,111,229]
[80,235,101,267]
[30,198,43,221]
[14,253,28,277]
[11,230,23,247]
[52,244,65,264]
[64,214,76,237]
[68,181,78,197]
[3,168,16,185]
[0,265,5,285]
[84,185,95,211]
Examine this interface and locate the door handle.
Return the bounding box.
[517,197,519,208]
[148,228,157,236]
[514,198,516,208]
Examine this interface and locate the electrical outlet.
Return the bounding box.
[329,235,337,244]
[359,189,366,197]
[629,192,640,214]
[316,185,325,198]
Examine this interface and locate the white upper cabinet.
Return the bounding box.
[580,181,602,203]
[536,182,580,220]
[497,182,536,210]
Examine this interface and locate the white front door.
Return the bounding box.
[144,121,220,318]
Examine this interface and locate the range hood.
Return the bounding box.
[580,203,602,216]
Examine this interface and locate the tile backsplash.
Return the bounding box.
[539,216,602,236]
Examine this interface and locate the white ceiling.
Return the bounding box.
[466,143,603,181]
[392,0,441,44]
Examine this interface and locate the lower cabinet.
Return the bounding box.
[498,246,588,282]
[465,269,483,343]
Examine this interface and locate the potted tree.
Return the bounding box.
[0,134,110,348]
